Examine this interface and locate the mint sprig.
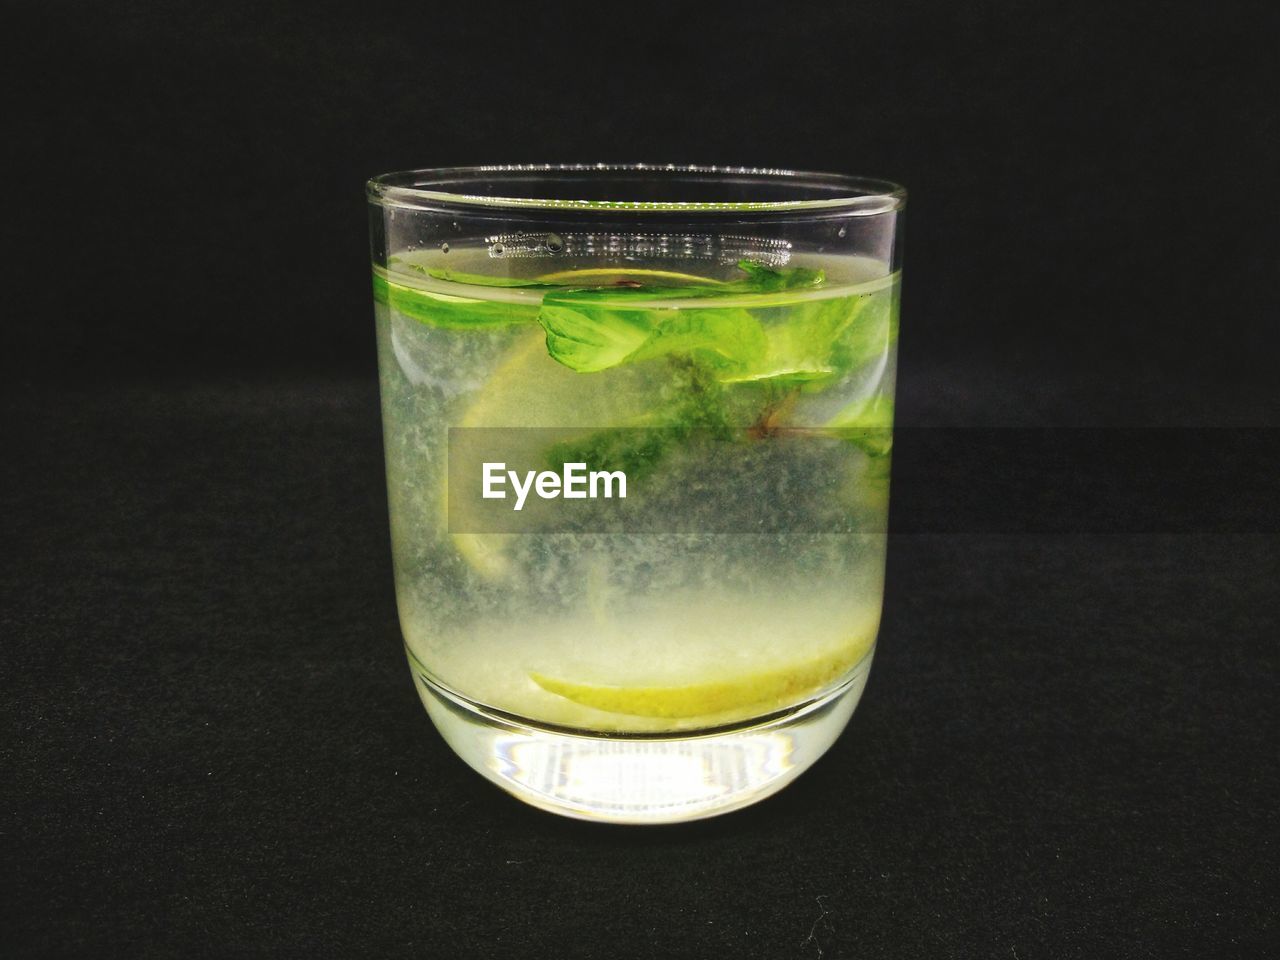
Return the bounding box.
[377,256,897,488]
[537,262,886,388]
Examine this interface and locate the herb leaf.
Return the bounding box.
[830,289,896,373]
[543,362,738,481]
[424,267,558,287]
[732,260,825,291]
[532,262,830,376]
[536,299,658,372]
[826,393,894,457]
[717,294,873,384]
[539,292,769,374]
[373,273,539,327]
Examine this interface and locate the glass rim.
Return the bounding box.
[366,163,907,216]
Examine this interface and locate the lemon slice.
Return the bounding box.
[448,332,544,579]
[534,267,722,288]
[448,327,664,579]
[528,630,876,720]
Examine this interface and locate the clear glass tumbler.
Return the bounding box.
[368,164,905,822]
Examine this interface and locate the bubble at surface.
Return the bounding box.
[492,242,506,256]
[546,233,564,253]
[441,242,451,253]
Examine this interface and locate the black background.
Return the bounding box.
[3,1,1277,957]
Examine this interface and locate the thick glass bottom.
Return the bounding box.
[411,657,873,824]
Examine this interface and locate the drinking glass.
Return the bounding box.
[368,164,905,822]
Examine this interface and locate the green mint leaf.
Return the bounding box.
[830,289,897,372]
[543,361,738,481]
[603,261,824,301]
[537,294,769,374]
[826,393,894,457]
[544,427,673,485]
[372,273,539,328]
[531,260,823,375]
[423,267,559,287]
[718,294,871,384]
[732,260,826,291]
[537,298,659,372]
[632,307,769,370]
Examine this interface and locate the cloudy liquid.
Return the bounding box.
[375,250,897,734]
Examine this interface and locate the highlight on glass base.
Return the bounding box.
[414,655,874,823]
[368,164,905,823]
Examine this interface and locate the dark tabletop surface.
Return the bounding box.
[4,371,1276,959]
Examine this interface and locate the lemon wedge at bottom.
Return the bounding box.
[528,630,876,721]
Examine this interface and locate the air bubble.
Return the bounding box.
[546,233,564,253]
[837,225,848,238]
[440,242,450,253]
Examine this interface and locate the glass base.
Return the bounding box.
[411,658,873,824]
